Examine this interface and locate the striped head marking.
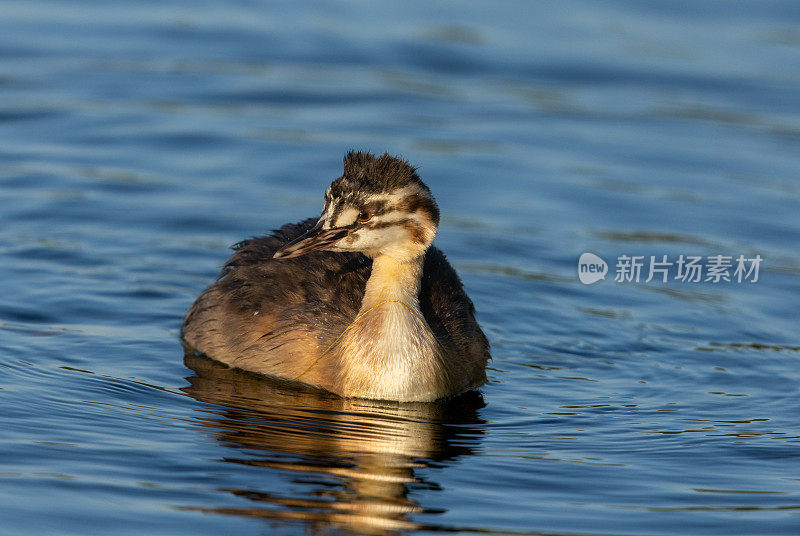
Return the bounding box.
[318,151,440,260]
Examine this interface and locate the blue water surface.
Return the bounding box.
[1,1,800,535]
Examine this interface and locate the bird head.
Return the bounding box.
[274,151,440,262]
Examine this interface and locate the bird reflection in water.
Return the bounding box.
[182,353,486,535]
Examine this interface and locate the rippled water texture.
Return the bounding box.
[2,1,800,535]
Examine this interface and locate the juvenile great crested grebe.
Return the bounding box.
[182,151,489,402]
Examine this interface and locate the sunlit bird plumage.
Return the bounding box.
[182,151,489,401]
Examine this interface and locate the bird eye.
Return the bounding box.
[357,210,372,223]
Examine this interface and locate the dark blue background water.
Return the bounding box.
[2,1,799,534]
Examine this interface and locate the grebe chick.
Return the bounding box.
[182,151,490,402]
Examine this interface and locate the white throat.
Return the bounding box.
[336,254,447,401]
[360,254,423,313]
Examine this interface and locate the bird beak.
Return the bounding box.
[273,222,350,259]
